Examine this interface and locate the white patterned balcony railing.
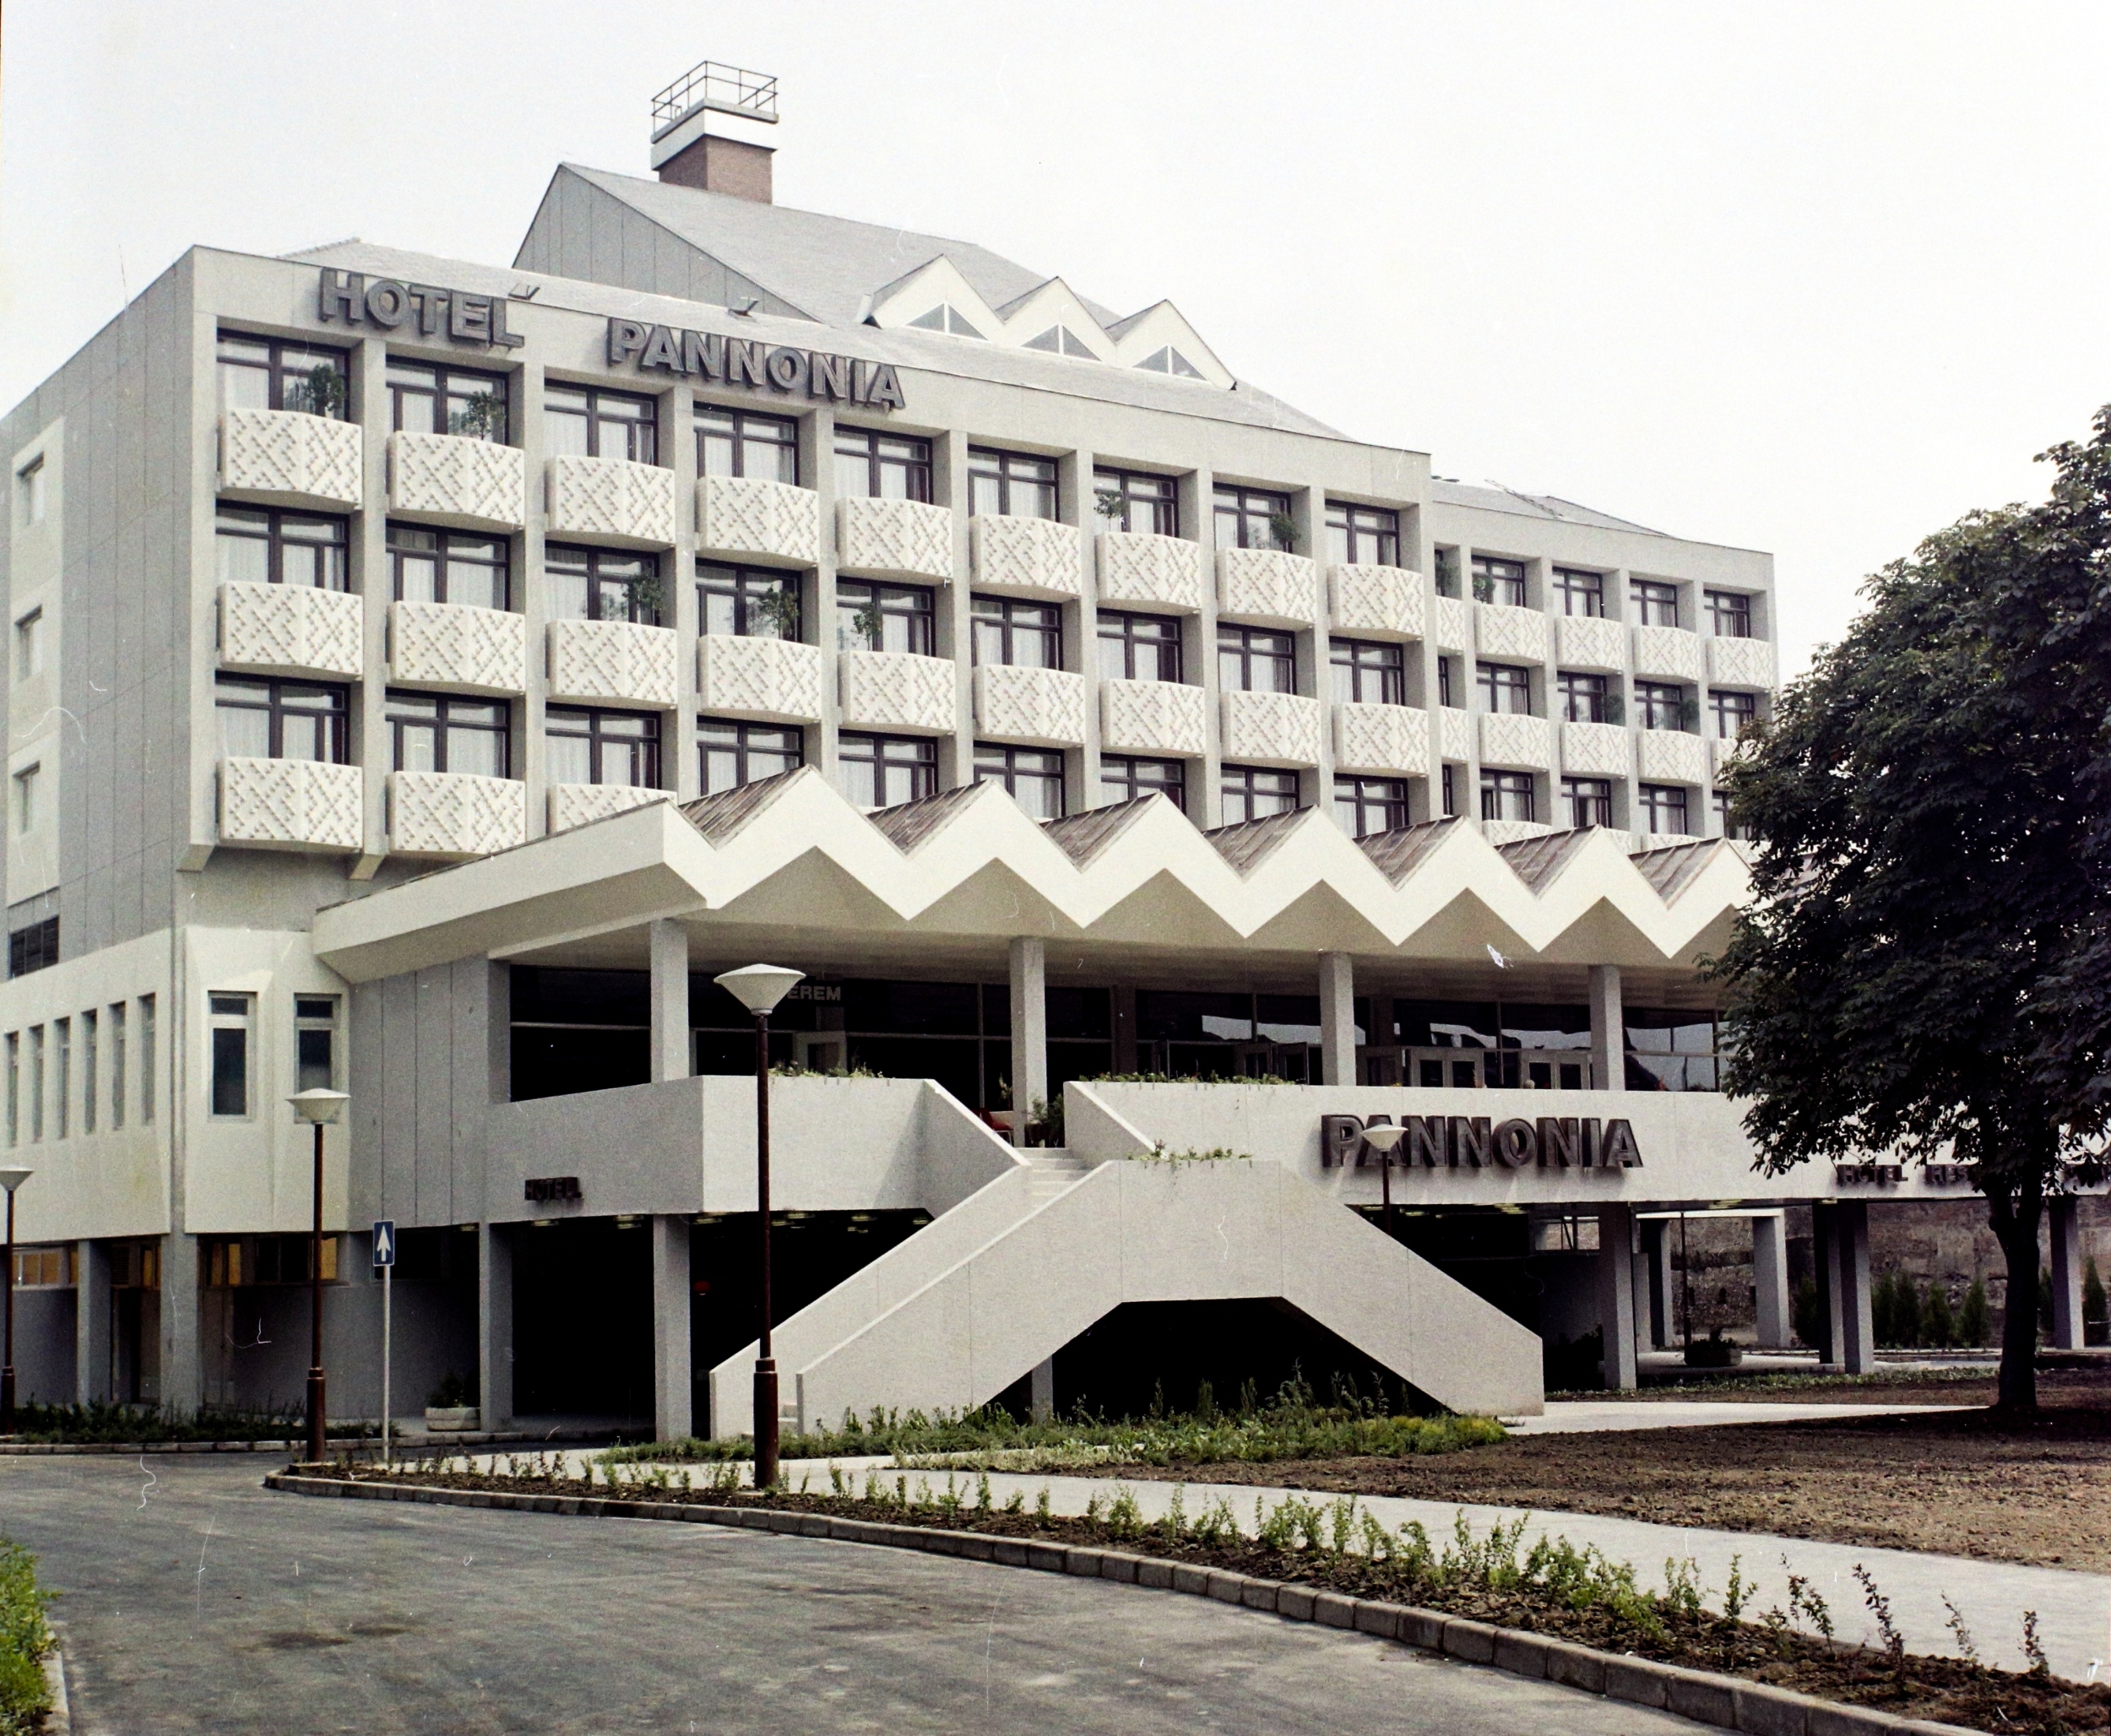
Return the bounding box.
[1478,710,1556,771]
[547,782,665,835]
[1439,706,1472,763]
[1636,728,1710,786]
[970,514,1082,601]
[1216,548,1317,628]
[218,581,362,680]
[545,618,680,708]
[1631,624,1704,684]
[1483,819,1554,846]
[388,601,527,695]
[696,475,821,567]
[1632,831,1697,853]
[387,771,525,858]
[545,455,677,549]
[218,410,363,511]
[1328,565,1425,641]
[837,649,958,734]
[219,757,362,853]
[1555,612,1627,673]
[973,664,1087,746]
[1332,703,1429,775]
[696,633,827,724]
[1219,689,1322,768]
[1432,596,1472,652]
[1095,531,1204,614]
[1473,601,1552,664]
[835,496,954,582]
[1560,720,1633,778]
[1100,678,1206,757]
[387,432,526,532]
[1706,634,1777,689]
[1710,734,1754,778]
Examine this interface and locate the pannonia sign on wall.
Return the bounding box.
[1321,1113,1643,1173]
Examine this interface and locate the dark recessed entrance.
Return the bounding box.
[512,1218,654,1420]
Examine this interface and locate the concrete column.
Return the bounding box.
[1029,1357,1054,1424]
[74,1240,111,1403]
[158,1232,201,1414]
[650,1216,692,1441]
[1751,1212,1792,1348]
[1007,936,1047,1143]
[1587,964,1623,1091]
[1596,1203,1638,1390]
[1630,1243,1653,1358]
[1816,1202,1874,1372]
[478,1221,514,1427]
[1810,1203,1839,1359]
[1640,1218,1673,1348]
[648,919,691,1083]
[2049,1196,2084,1351]
[1318,952,1356,1086]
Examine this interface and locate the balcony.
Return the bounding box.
[696,475,820,567]
[1636,728,1709,786]
[1100,678,1206,757]
[1328,565,1424,641]
[1706,634,1777,689]
[1560,720,1632,778]
[1555,613,1626,673]
[1219,689,1321,768]
[545,618,679,708]
[1710,735,1752,778]
[219,757,362,854]
[387,431,525,533]
[836,496,953,582]
[388,771,525,858]
[970,514,1082,600]
[218,581,363,681]
[1432,596,1471,652]
[1478,711,1555,771]
[1483,819,1553,846]
[545,455,676,549]
[696,633,827,724]
[1332,703,1428,775]
[1631,624,1703,684]
[1095,531,1204,614]
[388,601,527,696]
[548,783,666,835]
[1439,706,1471,762]
[838,649,957,734]
[1216,548,1316,628]
[1473,601,1552,663]
[973,664,1087,747]
[218,409,363,512]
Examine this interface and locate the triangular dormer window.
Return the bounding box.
[909,304,986,339]
[1025,325,1099,358]
[1136,345,1206,380]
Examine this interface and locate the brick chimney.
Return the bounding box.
[650,61,778,204]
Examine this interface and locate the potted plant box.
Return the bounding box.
[425,1372,479,1433]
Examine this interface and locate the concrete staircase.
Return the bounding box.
[1023,1149,1086,1204]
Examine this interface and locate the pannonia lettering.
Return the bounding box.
[1320,1113,1643,1172]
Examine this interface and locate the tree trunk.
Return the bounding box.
[1984,1178,2043,1411]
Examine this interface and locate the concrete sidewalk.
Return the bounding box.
[1507,1400,1971,1435]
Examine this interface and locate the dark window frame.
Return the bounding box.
[386,359,510,442]
[545,382,659,464]
[1213,484,1294,552]
[1335,775,1408,838]
[837,579,936,654]
[214,675,350,764]
[1630,578,1681,628]
[696,404,799,484]
[1220,764,1300,824]
[1561,776,1614,828]
[544,705,661,789]
[837,732,938,807]
[214,506,350,591]
[698,718,804,794]
[1473,555,1528,607]
[968,447,1058,520]
[698,562,802,641]
[1637,783,1690,834]
[1325,501,1400,567]
[1634,681,1687,731]
[1553,567,1605,618]
[973,743,1066,819]
[1329,637,1405,706]
[1555,670,1609,724]
[545,544,664,627]
[214,332,350,418]
[1476,661,1534,716]
[1097,610,1183,683]
[833,426,932,502]
[386,522,509,610]
[1479,768,1536,823]
[970,594,1061,668]
[1099,755,1185,812]
[1092,467,1179,537]
[1705,590,1754,638]
[384,690,511,777]
[1218,623,1296,695]
[1709,687,1759,741]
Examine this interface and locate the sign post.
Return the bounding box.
[372,1221,396,1467]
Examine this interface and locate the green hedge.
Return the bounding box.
[0,1541,50,1733]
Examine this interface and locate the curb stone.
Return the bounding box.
[262,1473,1985,1736]
[40,1637,68,1736]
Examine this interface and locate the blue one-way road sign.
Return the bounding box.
[372,1220,396,1268]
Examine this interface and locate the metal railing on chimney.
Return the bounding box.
[651,60,779,140]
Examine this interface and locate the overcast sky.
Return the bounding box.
[6,1,2109,677]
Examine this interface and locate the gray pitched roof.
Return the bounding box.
[1431,480,1670,537]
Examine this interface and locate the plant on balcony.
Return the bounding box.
[289,363,346,419]
[746,588,801,640]
[1093,487,1126,526]
[1470,571,1495,603]
[447,391,507,442]
[1266,511,1298,553]
[1599,692,1625,726]
[626,573,665,625]
[849,601,884,647]
[1677,695,1702,733]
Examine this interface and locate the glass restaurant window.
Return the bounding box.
[837,580,934,654]
[1625,1007,1720,1091]
[1476,662,1533,715]
[1472,555,1527,607]
[214,507,348,590]
[215,676,348,762]
[1556,670,1609,724]
[1710,688,1758,741]
[1222,765,1300,824]
[545,384,658,464]
[1635,681,1686,730]
[1100,755,1184,811]
[1214,485,1293,552]
[386,692,509,778]
[697,405,798,483]
[699,719,802,795]
[698,563,800,639]
[545,707,659,788]
[216,334,349,417]
[1093,468,1178,536]
[1098,611,1181,683]
[1553,567,1604,617]
[546,545,662,626]
[1706,589,1754,637]
[1637,783,1690,834]
[969,448,1057,519]
[1218,625,1294,694]
[971,596,1060,669]
[838,733,936,807]
[1630,578,1680,627]
[388,361,508,441]
[834,427,931,502]
[1562,776,1613,828]
[1480,768,1535,823]
[1330,639,1403,705]
[1326,502,1399,567]
[974,744,1066,819]
[1336,776,1408,838]
[388,524,508,610]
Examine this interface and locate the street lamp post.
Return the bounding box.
[1362,1123,1406,1239]
[713,964,804,1492]
[0,1169,31,1434]
[289,1088,350,1464]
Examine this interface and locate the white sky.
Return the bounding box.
[6,1,2109,678]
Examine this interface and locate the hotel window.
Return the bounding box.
[388,524,508,610]
[141,995,156,1124]
[1330,639,1404,706]
[1562,776,1614,829]
[14,456,46,528]
[544,384,657,464]
[1326,502,1400,567]
[1472,556,1527,607]
[1434,548,1461,599]
[974,744,1066,819]
[1100,755,1185,812]
[109,1002,126,1131]
[7,898,56,979]
[545,707,659,789]
[1705,590,1754,637]
[1335,776,1408,838]
[216,334,349,418]
[1025,324,1098,357]
[53,1018,68,1140]
[386,692,509,778]
[296,996,338,1093]
[698,563,800,640]
[215,676,349,762]
[1092,468,1178,537]
[1556,670,1611,724]
[970,596,1060,669]
[1098,611,1181,683]
[1480,769,1535,823]
[834,427,931,502]
[1625,1007,1720,1091]
[1218,625,1295,694]
[1629,578,1680,628]
[215,507,349,590]
[1634,681,1688,731]
[1221,765,1300,824]
[1134,345,1206,379]
[10,1247,68,1288]
[26,1028,42,1142]
[3,1033,14,1147]
[1214,485,1293,552]
[14,610,41,680]
[387,361,507,441]
[1712,791,1747,840]
[1553,567,1604,618]
[209,993,252,1118]
[1441,763,1457,816]
[1637,783,1690,834]
[968,448,1057,519]
[546,545,662,626]
[697,405,799,483]
[909,303,987,338]
[1476,663,1533,715]
[838,733,936,808]
[837,580,935,654]
[1709,688,1758,741]
[81,1009,96,1135]
[699,719,803,794]
[12,765,36,837]
[1436,655,1454,708]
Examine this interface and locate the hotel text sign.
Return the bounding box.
[605,319,905,410]
[318,271,524,349]
[1321,1113,1642,1173]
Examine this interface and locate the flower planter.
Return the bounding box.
[425,1405,480,1433]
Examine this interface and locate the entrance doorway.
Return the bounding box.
[511,1219,654,1422]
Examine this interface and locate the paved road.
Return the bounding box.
[0,1455,1723,1734]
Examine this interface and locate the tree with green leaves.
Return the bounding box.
[1713,410,2111,1409]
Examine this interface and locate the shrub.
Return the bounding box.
[1924,1281,1956,1348]
[0,1541,51,1732]
[1957,1278,1992,1347]
[1791,1276,1822,1348]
